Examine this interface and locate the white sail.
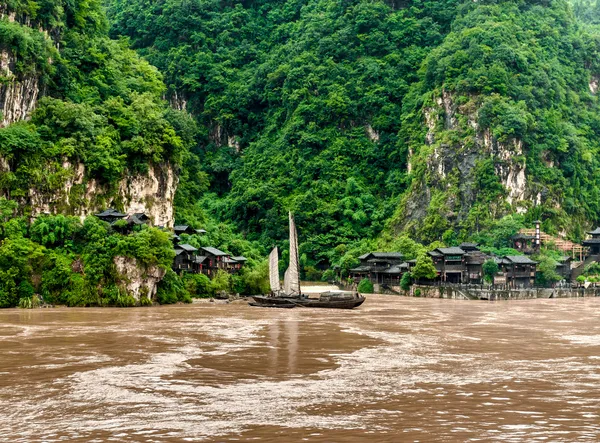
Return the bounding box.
[283,211,301,295]
[269,247,281,293]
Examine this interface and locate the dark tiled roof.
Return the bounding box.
[223,257,238,264]
[367,258,394,263]
[175,249,185,256]
[588,227,600,235]
[350,266,372,272]
[428,251,443,257]
[436,247,465,255]
[196,229,207,234]
[201,246,228,256]
[459,242,479,250]
[95,208,127,218]
[232,256,247,262]
[583,239,600,245]
[512,233,535,240]
[193,255,207,264]
[494,257,511,265]
[359,252,403,260]
[175,243,198,252]
[127,214,147,225]
[505,255,537,265]
[383,263,410,274]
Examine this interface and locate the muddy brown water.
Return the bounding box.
[1,295,600,442]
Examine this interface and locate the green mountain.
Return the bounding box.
[3,0,600,305]
[106,0,600,268]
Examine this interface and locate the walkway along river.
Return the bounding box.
[1,294,600,441]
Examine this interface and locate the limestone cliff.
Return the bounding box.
[114,256,166,301]
[395,90,543,239]
[26,161,178,227]
[0,10,43,127]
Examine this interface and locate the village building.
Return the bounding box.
[230,256,248,273]
[349,252,405,285]
[428,247,466,283]
[174,225,198,235]
[494,255,538,288]
[173,244,199,273]
[127,212,150,226]
[512,233,536,254]
[583,227,600,256]
[95,208,127,224]
[172,244,246,276]
[555,256,572,281]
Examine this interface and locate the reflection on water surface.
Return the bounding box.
[1,295,600,442]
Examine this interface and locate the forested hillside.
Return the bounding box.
[106,0,600,270]
[107,0,463,267]
[0,0,192,307]
[4,0,600,301]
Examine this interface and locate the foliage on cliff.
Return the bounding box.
[0,0,191,211]
[0,199,179,308]
[105,0,600,268]
[107,0,463,267]
[395,0,600,244]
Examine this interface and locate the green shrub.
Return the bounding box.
[357,278,374,294]
[183,273,213,298]
[400,272,412,291]
[139,295,153,306]
[156,270,189,304]
[321,269,336,282]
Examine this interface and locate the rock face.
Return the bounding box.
[395,91,536,236]
[27,161,178,227]
[0,49,41,128]
[0,8,45,128]
[114,256,166,301]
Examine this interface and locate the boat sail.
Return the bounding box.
[250,211,365,309]
[283,211,301,296]
[269,247,281,294]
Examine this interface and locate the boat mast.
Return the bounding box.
[269,247,281,294]
[290,211,301,295]
[284,211,301,296]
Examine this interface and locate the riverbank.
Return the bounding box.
[377,284,600,301]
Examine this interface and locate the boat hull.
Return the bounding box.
[248,300,296,309]
[250,294,365,310]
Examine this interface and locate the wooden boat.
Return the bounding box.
[251,292,365,310]
[250,212,365,310]
[248,301,296,308]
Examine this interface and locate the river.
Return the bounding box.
[1,294,600,442]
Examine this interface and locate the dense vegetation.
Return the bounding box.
[396,0,600,244]
[0,0,191,209]
[106,0,600,273]
[3,0,600,305]
[0,0,270,306]
[107,0,463,270]
[0,198,178,308]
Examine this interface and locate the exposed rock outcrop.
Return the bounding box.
[396,90,537,235]
[27,161,178,227]
[0,49,41,128]
[114,256,166,300]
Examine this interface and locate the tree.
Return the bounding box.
[400,272,412,291]
[483,259,499,284]
[357,278,374,294]
[412,253,438,281]
[536,256,562,287]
